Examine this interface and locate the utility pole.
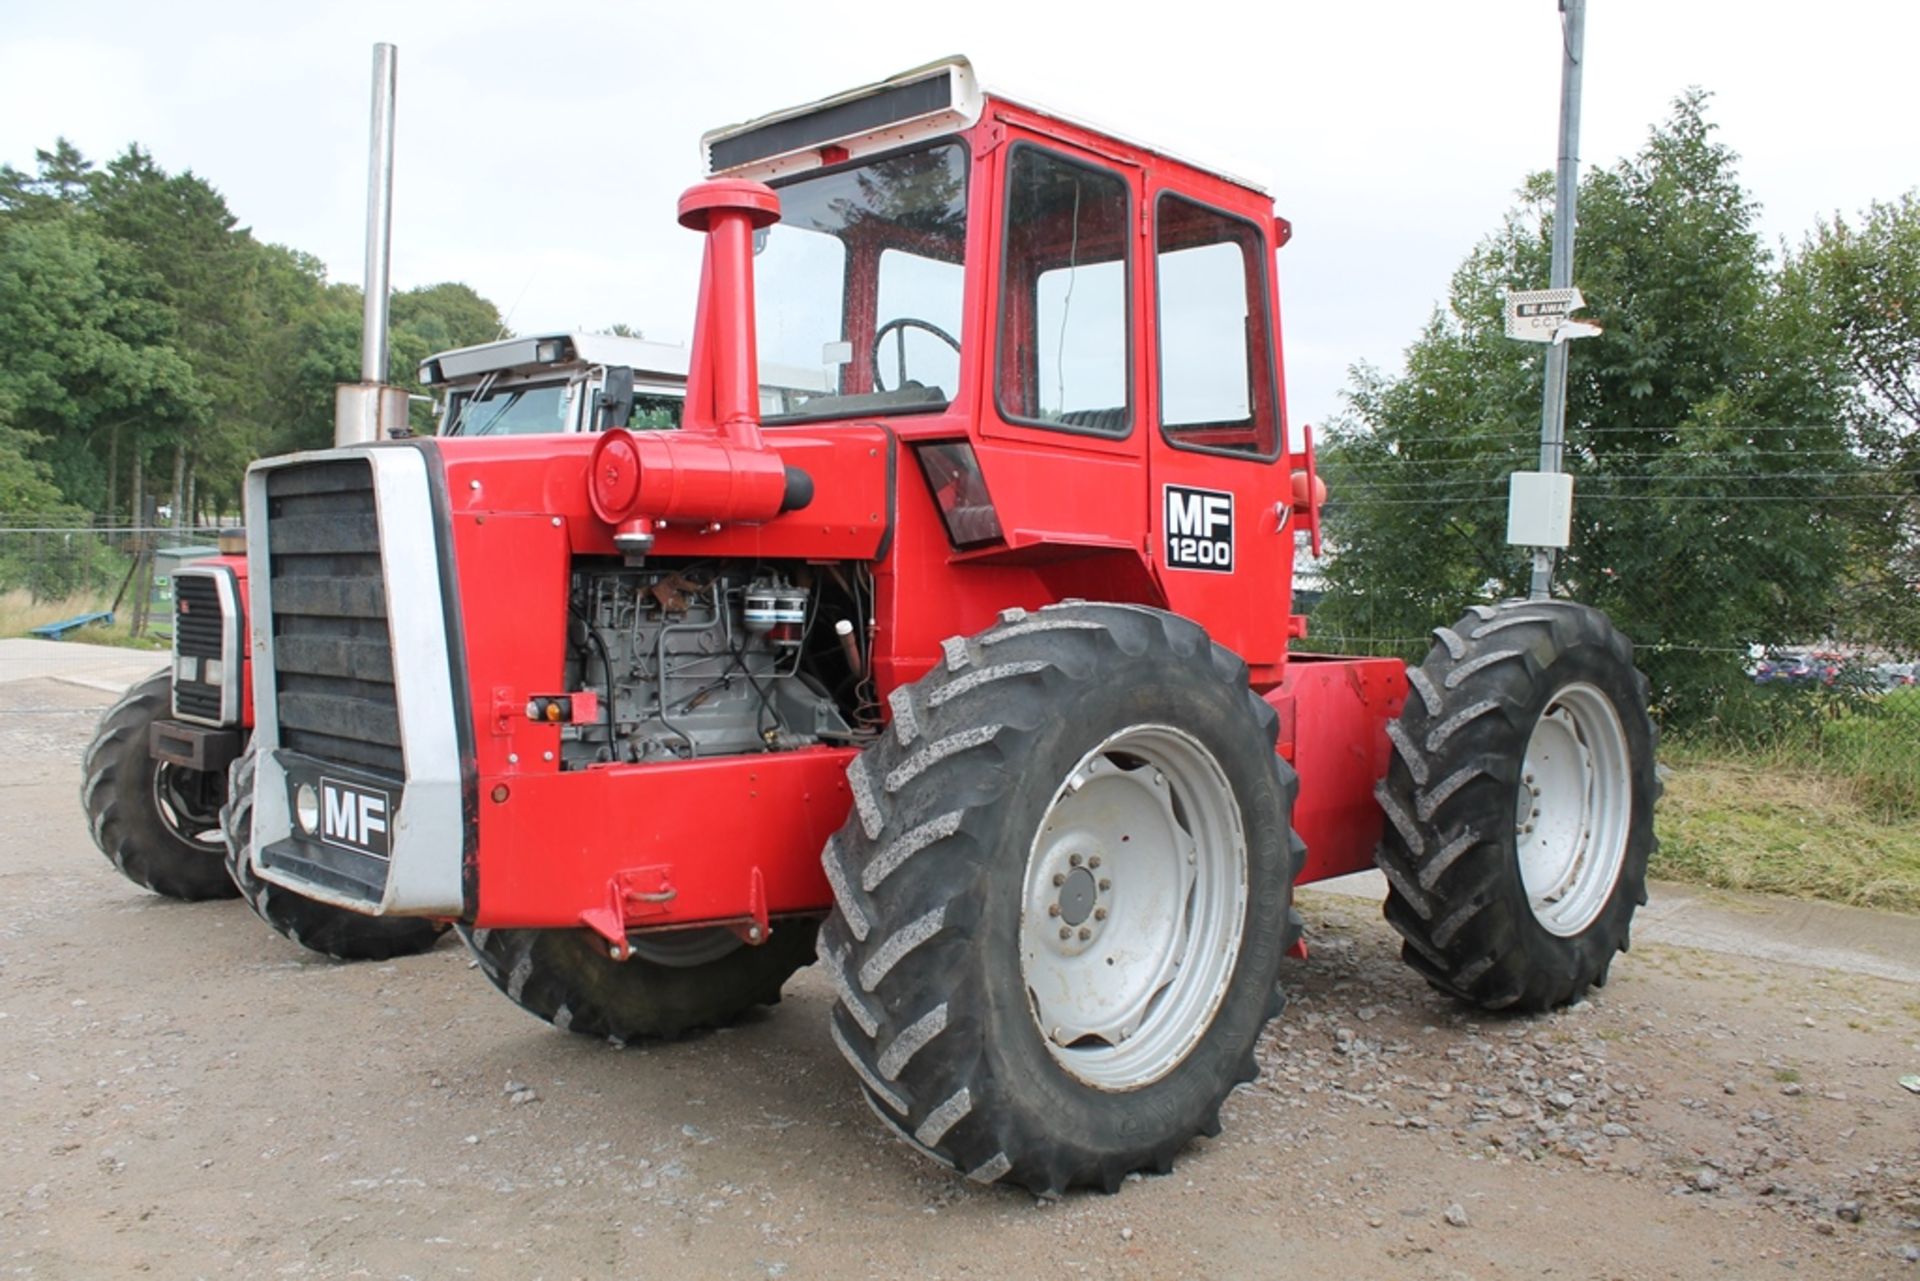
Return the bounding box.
[1527,0,1586,599]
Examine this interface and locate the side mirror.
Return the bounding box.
[597,366,636,431]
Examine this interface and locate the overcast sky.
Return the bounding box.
[3,1,1916,428]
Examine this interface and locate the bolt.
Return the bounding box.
[1059,926,1072,940]
[1069,853,1083,867]
[1053,873,1067,886]
[1088,855,1101,869]
[1078,927,1091,941]
[468,479,480,491]
[1098,879,1111,891]
[1048,904,1061,917]
[507,753,519,765]
[543,751,554,762]
[550,516,562,527]
[1094,908,1108,921]
[1525,773,1535,784]
[747,926,762,942]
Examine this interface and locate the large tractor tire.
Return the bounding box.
[458,921,820,1043]
[80,671,240,902]
[221,748,449,962]
[1376,599,1657,1013]
[818,603,1300,1196]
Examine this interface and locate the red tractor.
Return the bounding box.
[225,58,1656,1195]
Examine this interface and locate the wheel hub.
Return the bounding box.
[1056,865,1099,926]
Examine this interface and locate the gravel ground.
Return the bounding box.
[2,673,1917,1279]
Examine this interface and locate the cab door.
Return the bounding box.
[1144,186,1295,673]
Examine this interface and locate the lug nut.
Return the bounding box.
[1059,926,1072,940]
[1048,904,1061,917]
[1053,873,1066,886]
[1069,853,1083,867]
[1098,879,1111,891]
[1088,855,1101,869]
[1077,927,1091,941]
[1094,908,1108,921]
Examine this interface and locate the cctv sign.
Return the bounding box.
[1504,287,1587,343]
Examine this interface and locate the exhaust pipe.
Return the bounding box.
[335,42,409,446]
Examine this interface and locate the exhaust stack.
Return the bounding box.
[335,42,409,445]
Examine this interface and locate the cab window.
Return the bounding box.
[996,145,1132,435]
[1154,193,1280,457]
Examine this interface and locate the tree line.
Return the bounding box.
[0,139,505,529]
[1312,92,1920,730]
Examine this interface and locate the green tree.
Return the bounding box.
[1314,92,1857,727]
[0,214,204,514]
[1780,193,1920,661]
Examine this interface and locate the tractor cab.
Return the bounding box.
[703,57,1305,678]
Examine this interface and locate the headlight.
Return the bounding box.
[294,783,320,834]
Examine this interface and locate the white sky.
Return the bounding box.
[3,0,1916,428]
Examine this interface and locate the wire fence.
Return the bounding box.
[1303,437,1920,814]
[0,520,238,644]
[9,459,1919,814]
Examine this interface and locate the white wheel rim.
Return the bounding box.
[1515,682,1631,937]
[1019,724,1248,1090]
[152,763,224,848]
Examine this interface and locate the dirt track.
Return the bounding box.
[3,670,1918,1279]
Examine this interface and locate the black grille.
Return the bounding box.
[266,460,402,776]
[175,575,223,657]
[173,573,226,720]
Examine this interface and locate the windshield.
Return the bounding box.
[445,379,571,436]
[756,142,968,422]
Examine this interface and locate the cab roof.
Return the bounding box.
[700,55,1269,197]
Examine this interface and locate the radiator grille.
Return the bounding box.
[173,574,225,720]
[265,460,402,776]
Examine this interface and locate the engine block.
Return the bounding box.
[560,563,857,768]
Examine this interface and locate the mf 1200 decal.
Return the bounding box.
[1164,485,1235,573]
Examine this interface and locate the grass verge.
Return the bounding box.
[0,589,170,650]
[1655,747,1920,914]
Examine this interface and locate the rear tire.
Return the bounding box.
[80,671,239,901]
[459,922,820,1042]
[221,748,449,961]
[819,603,1299,1196]
[1375,600,1657,1012]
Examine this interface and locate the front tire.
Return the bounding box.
[221,748,449,961]
[1375,599,1657,1012]
[819,603,1300,1195]
[80,671,240,901]
[459,922,820,1042]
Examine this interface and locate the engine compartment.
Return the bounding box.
[558,558,874,768]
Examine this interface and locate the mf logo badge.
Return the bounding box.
[1164,485,1235,573]
[320,777,391,859]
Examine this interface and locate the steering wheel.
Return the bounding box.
[872,316,961,393]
